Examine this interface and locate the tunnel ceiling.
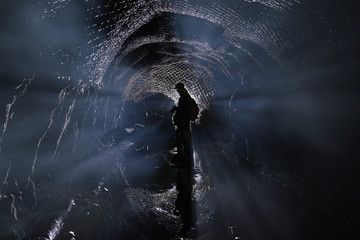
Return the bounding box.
[1,0,359,239]
[83,0,303,108]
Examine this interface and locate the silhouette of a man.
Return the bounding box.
[171,82,196,166]
[170,82,197,237]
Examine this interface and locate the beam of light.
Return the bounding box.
[0,0,358,239]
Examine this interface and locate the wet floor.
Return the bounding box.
[1,0,360,239]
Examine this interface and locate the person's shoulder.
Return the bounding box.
[186,94,194,101]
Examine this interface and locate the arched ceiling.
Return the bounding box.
[83,0,302,108]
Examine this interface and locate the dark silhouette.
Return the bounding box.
[170,82,197,237]
[171,83,197,164]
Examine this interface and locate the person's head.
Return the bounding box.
[174,82,187,95]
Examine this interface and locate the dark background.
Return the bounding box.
[1,0,360,239]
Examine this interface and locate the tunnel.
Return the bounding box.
[0,0,359,239]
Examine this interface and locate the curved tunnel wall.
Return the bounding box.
[0,0,359,239]
[88,1,297,104]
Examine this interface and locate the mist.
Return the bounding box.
[1,0,359,239]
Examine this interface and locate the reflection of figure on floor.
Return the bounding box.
[170,82,197,237]
[175,168,196,237]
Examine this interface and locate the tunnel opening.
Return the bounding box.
[102,11,273,111]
